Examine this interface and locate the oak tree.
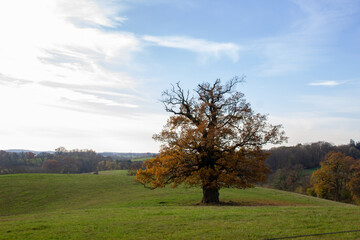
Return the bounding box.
[136,77,286,203]
[311,151,355,202]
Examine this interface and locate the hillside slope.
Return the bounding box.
[1,171,359,239]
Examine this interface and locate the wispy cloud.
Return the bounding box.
[0,0,142,115]
[56,0,128,28]
[0,73,32,86]
[0,0,163,152]
[1,0,246,151]
[308,81,345,86]
[143,35,241,62]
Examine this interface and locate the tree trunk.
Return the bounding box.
[202,187,219,204]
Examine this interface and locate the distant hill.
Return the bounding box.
[5,149,54,154]
[4,149,157,159]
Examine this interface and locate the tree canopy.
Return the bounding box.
[311,151,355,202]
[136,77,286,203]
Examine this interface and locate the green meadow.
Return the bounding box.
[1,170,359,239]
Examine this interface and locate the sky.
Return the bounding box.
[0,0,359,152]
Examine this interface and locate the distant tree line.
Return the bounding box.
[0,147,155,174]
[265,140,360,204]
[266,140,360,171]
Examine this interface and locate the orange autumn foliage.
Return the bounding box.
[348,160,360,202]
[136,77,286,203]
[311,151,355,202]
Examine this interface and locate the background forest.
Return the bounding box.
[265,140,360,203]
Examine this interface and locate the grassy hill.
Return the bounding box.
[1,171,359,239]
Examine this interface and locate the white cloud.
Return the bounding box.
[0,0,166,152]
[0,81,167,151]
[308,81,344,86]
[0,0,247,151]
[143,35,241,62]
[56,0,128,28]
[0,0,142,110]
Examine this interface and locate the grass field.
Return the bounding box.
[302,167,320,176]
[131,157,154,162]
[1,170,359,239]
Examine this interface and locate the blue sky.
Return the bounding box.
[0,0,359,152]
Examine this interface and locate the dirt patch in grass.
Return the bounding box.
[194,200,297,206]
